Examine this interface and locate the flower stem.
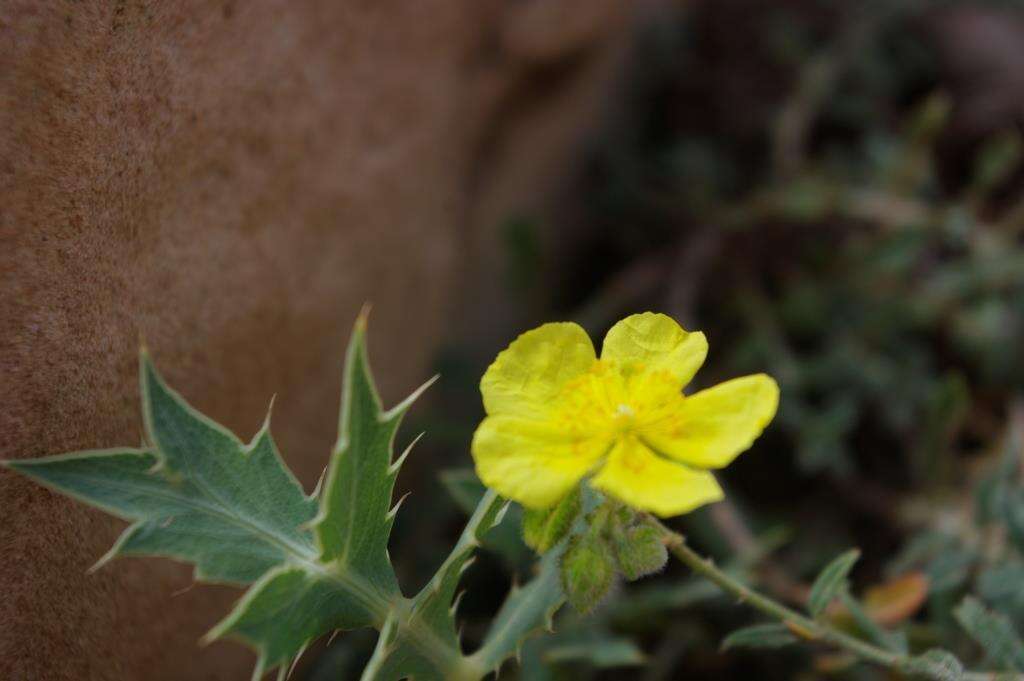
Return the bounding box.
[650,517,1020,681]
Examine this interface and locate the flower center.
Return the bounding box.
[612,403,637,437]
[555,360,686,443]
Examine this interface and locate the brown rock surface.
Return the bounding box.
[0,1,656,679]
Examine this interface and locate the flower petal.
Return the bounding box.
[471,415,608,509]
[481,322,596,419]
[591,437,723,517]
[601,312,707,387]
[643,374,779,469]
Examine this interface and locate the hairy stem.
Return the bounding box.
[651,517,1020,681]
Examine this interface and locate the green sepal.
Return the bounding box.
[522,487,581,554]
[561,533,616,614]
[522,507,548,551]
[612,522,668,581]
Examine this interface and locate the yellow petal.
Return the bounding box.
[590,437,723,517]
[643,374,779,469]
[601,312,707,387]
[471,415,608,509]
[481,322,596,419]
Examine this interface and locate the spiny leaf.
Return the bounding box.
[313,312,432,594]
[6,354,317,584]
[440,468,530,569]
[468,549,565,675]
[808,549,860,618]
[360,490,508,681]
[441,471,570,676]
[954,596,1024,671]
[207,564,383,680]
[211,315,432,676]
[720,623,799,651]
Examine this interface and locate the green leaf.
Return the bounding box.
[6,353,317,585]
[904,649,964,681]
[609,579,722,625]
[972,130,1022,196]
[808,549,860,617]
[839,590,907,654]
[210,316,432,676]
[543,636,645,668]
[720,623,798,651]
[954,596,1024,671]
[360,490,509,681]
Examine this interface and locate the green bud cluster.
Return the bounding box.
[555,498,669,614]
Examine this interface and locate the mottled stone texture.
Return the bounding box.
[0,1,650,678]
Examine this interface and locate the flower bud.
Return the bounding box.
[612,522,667,581]
[560,533,616,614]
[521,487,581,554]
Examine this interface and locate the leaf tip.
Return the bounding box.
[387,492,411,522]
[389,433,423,475]
[264,394,278,428]
[386,374,439,419]
[459,556,478,578]
[306,471,329,509]
[451,589,467,617]
[201,618,230,647]
[248,657,267,681]
[88,543,121,575]
[492,501,510,529]
[356,302,373,332]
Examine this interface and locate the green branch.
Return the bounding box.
[652,517,1020,681]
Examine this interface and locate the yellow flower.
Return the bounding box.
[471,312,779,517]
